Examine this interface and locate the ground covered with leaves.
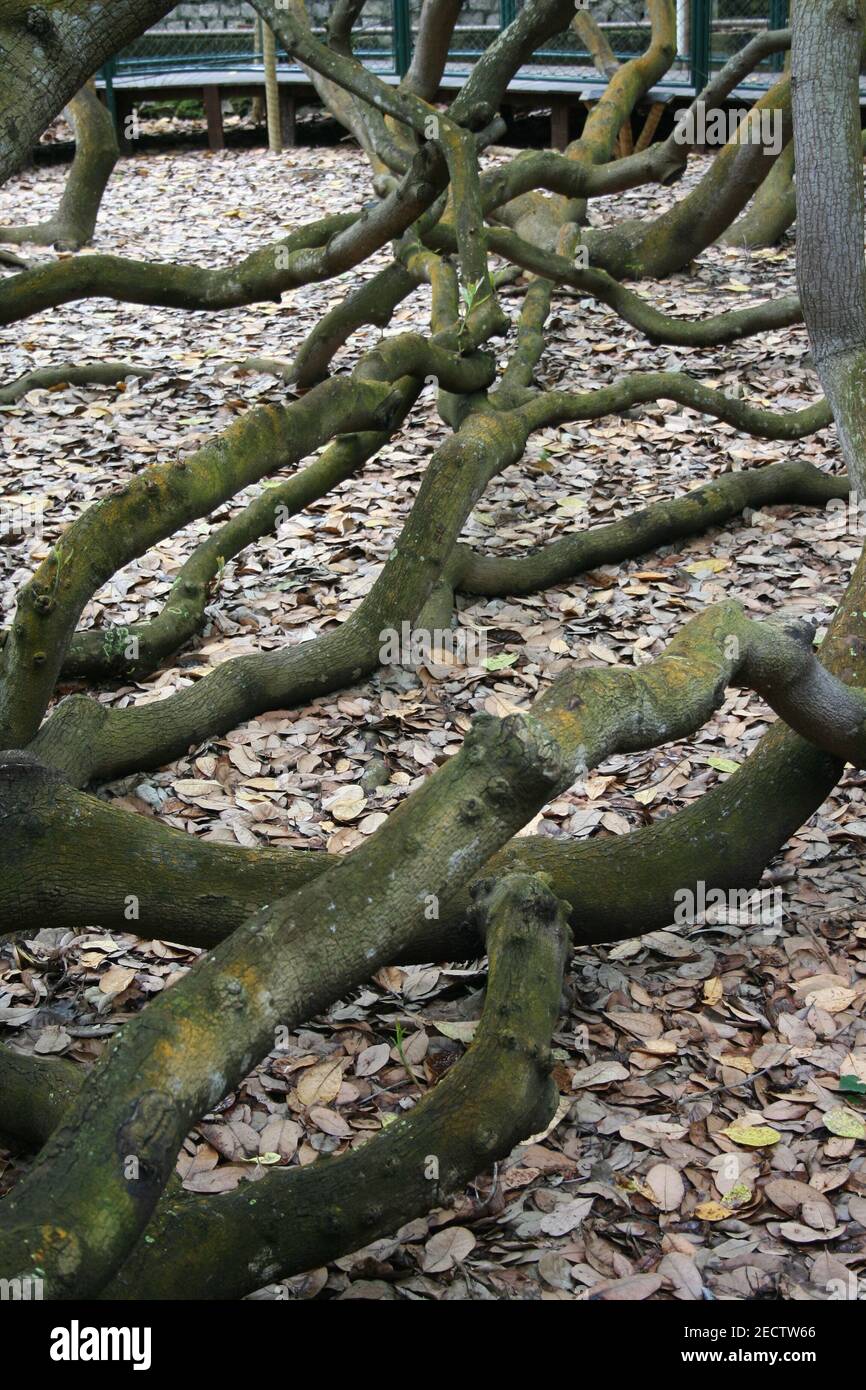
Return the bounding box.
[2,131,866,1302]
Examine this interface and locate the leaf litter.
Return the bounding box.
[1,135,866,1301]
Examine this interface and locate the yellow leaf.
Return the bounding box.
[296,1057,345,1107]
[721,1124,782,1148]
[706,756,740,774]
[695,1201,733,1221]
[556,495,587,514]
[719,1054,755,1075]
[824,1108,866,1140]
[724,1182,753,1208]
[805,986,856,1014]
[703,977,724,1006]
[683,557,729,576]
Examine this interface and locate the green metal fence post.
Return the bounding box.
[100,56,119,134]
[769,0,789,70]
[500,0,517,27]
[690,0,712,92]
[393,0,411,76]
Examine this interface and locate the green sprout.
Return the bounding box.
[459,277,489,315]
[393,1018,420,1087]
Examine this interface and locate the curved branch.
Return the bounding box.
[0,141,444,329]
[454,458,846,597]
[0,371,414,749]
[108,872,568,1299]
[0,874,568,1302]
[57,426,401,682]
[583,78,792,280]
[7,593,866,1296]
[480,29,793,218]
[0,361,157,406]
[518,371,830,440]
[430,220,804,347]
[0,319,499,747]
[26,418,510,782]
[721,139,796,250]
[0,85,118,251]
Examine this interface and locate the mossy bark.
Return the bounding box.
[0,85,118,251]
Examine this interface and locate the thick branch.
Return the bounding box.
[0,85,118,251]
[109,873,569,1300]
[0,362,156,406]
[454,458,846,596]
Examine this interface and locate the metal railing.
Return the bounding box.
[101,2,789,100]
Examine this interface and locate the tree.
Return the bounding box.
[1,0,865,1301]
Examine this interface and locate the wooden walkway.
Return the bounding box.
[96,62,796,153]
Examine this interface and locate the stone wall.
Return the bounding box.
[154,1,638,33]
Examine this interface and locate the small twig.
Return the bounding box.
[675,1047,794,1109]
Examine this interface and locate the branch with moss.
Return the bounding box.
[518,371,830,439]
[479,28,792,221]
[0,85,118,251]
[490,0,676,248]
[582,77,792,279]
[0,139,447,328]
[453,458,846,597]
[0,316,502,748]
[0,361,157,406]
[56,426,407,682]
[23,358,828,783]
[427,219,804,347]
[105,874,568,1299]
[0,873,568,1301]
[8,591,866,1296]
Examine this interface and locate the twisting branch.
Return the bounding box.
[518,371,831,439]
[56,424,409,682]
[479,29,792,217]
[491,0,676,246]
[428,219,804,347]
[7,595,866,1296]
[0,313,502,748]
[0,135,454,328]
[453,459,847,597]
[582,77,793,279]
[0,85,118,251]
[0,874,569,1301]
[109,873,569,1299]
[0,362,157,405]
[23,363,827,784]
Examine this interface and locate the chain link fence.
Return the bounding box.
[104,2,789,92]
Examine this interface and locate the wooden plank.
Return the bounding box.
[203,85,224,152]
[615,118,634,159]
[279,88,297,148]
[550,98,571,151]
[635,100,666,153]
